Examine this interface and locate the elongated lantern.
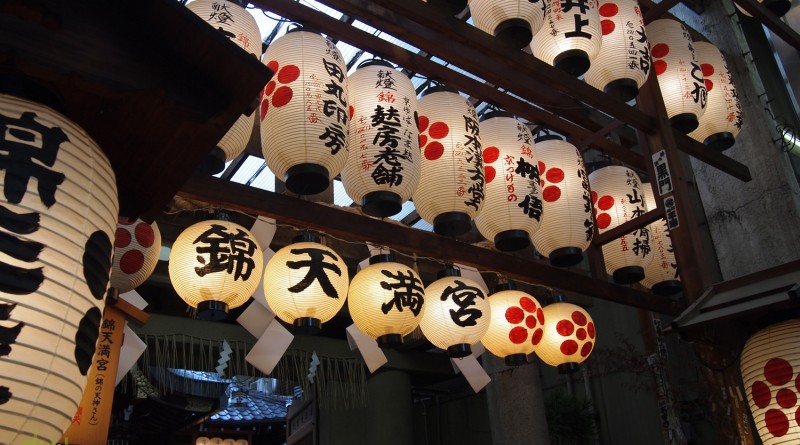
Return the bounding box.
[532,0,602,76]
[343,60,420,217]
[111,218,162,293]
[584,0,650,102]
[474,112,541,251]
[414,86,484,236]
[530,135,593,267]
[468,0,546,49]
[536,301,596,373]
[640,184,681,296]
[0,93,118,444]
[646,19,707,133]
[261,29,350,195]
[482,287,545,366]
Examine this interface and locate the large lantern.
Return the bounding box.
[530,135,594,267]
[481,285,545,366]
[646,19,707,133]
[111,218,162,293]
[414,86,484,236]
[536,300,596,373]
[263,235,349,333]
[687,42,743,151]
[641,184,681,296]
[419,267,491,358]
[468,0,546,49]
[342,60,420,217]
[584,0,650,102]
[532,0,602,76]
[474,112,542,251]
[0,94,118,444]
[169,218,263,320]
[348,254,426,348]
[740,319,800,444]
[260,29,350,195]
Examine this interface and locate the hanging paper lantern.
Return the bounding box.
[468,0,546,49]
[0,93,118,444]
[530,135,593,267]
[111,218,162,293]
[481,287,545,366]
[348,254,426,348]
[210,438,223,445]
[536,301,596,373]
[414,86,484,236]
[735,0,792,18]
[740,319,800,444]
[641,184,681,296]
[169,218,263,320]
[342,60,420,217]
[474,112,541,251]
[584,0,650,102]
[263,234,349,334]
[687,42,743,151]
[196,437,211,445]
[222,439,236,445]
[532,0,602,76]
[646,19,707,133]
[235,440,249,445]
[419,267,491,358]
[260,29,350,195]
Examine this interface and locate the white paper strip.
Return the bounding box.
[116,323,147,385]
[119,289,148,311]
[250,216,277,247]
[246,319,294,374]
[454,263,488,294]
[346,323,388,373]
[252,248,276,309]
[452,342,486,374]
[237,301,276,338]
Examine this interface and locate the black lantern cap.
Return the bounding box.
[494,229,531,252]
[479,110,515,122]
[357,58,395,69]
[361,191,403,218]
[377,333,403,348]
[549,247,584,267]
[198,300,229,321]
[704,132,736,151]
[612,266,645,285]
[493,280,517,293]
[368,252,395,264]
[433,211,472,237]
[554,49,590,77]
[557,362,580,374]
[505,353,528,367]
[285,163,330,195]
[437,265,461,279]
[293,317,322,335]
[494,18,533,50]
[534,133,564,143]
[604,78,640,103]
[448,343,472,358]
[669,113,699,134]
[652,280,683,297]
[293,232,321,244]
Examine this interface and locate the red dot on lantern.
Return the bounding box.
[424,141,445,160]
[484,166,496,183]
[135,223,154,248]
[795,373,800,393]
[701,63,715,77]
[765,409,790,437]
[572,311,587,326]
[601,20,615,35]
[115,228,131,248]
[651,43,670,59]
[546,167,565,184]
[526,315,537,329]
[266,60,279,73]
[777,388,797,409]
[538,161,546,175]
[654,60,668,76]
[260,98,270,120]
[597,213,612,230]
[765,358,794,386]
[506,306,524,324]
[580,341,593,357]
[587,322,596,339]
[598,195,615,211]
[419,134,428,147]
[272,86,293,108]
[751,380,772,409]
[277,64,300,84]
[591,190,598,203]
[599,3,619,17]
[520,296,537,312]
[537,308,545,325]
[509,326,528,344]
[561,340,579,355]
[119,250,145,275]
[532,328,543,345]
[576,328,587,340]
[557,319,575,336]
[349,105,355,120]
[418,116,430,133]
[543,186,562,202]
[264,81,276,96]
[483,146,500,164]
[796,406,800,428]
[704,79,714,92]
[429,122,449,139]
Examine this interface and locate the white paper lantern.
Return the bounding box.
[641,184,681,296]
[646,19,707,133]
[532,0,602,76]
[474,112,541,251]
[169,218,263,320]
[468,0,546,49]
[348,255,426,347]
[263,236,349,333]
[222,439,236,445]
[414,86,484,236]
[735,0,792,18]
[343,60,420,217]
[584,0,650,102]
[536,301,596,373]
[530,135,594,267]
[740,319,800,444]
[210,438,223,445]
[0,94,118,444]
[196,437,210,445]
[235,440,249,445]
[481,288,545,366]
[419,268,491,358]
[687,42,743,151]
[111,218,162,293]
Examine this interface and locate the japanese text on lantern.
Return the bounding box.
[515,129,542,220]
[286,247,343,298]
[624,169,651,259]
[462,110,484,210]
[319,41,348,155]
[380,269,424,316]
[193,224,257,281]
[89,317,116,425]
[577,151,594,241]
[440,280,485,327]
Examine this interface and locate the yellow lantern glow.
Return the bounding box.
[735,0,791,18]
[196,436,210,445]
[481,288,545,366]
[536,301,596,373]
[111,218,162,293]
[468,0,546,49]
[641,184,681,296]
[0,93,118,444]
[532,0,602,76]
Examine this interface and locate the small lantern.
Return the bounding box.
[735,0,792,18]
[532,0,602,76]
[111,218,162,293]
[419,266,491,358]
[645,19,707,133]
[260,29,350,195]
[263,234,349,334]
[169,217,264,320]
[584,0,650,102]
[530,135,594,267]
[740,319,800,444]
[474,112,542,251]
[688,42,743,151]
[342,60,420,217]
[536,300,596,373]
[481,284,545,366]
[641,184,681,296]
[196,437,210,445]
[468,0,546,49]
[0,93,118,444]
[588,165,653,284]
[348,254,426,348]
[414,86,484,236]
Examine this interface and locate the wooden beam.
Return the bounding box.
[734,0,800,52]
[594,208,666,246]
[642,0,686,23]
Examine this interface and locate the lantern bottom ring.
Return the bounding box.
[361,191,402,218]
[199,146,227,176]
[504,353,528,367]
[764,0,791,16]
[651,279,682,297]
[557,362,580,374]
[493,18,533,50]
[433,211,472,237]
[377,333,403,348]
[703,131,735,152]
[285,163,330,195]
[293,317,322,335]
[553,49,590,77]
[549,246,584,267]
[494,229,531,252]
[197,300,229,321]
[424,0,468,17]
[603,78,640,103]
[669,113,700,134]
[612,265,645,285]
[447,343,472,358]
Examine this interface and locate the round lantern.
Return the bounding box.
[223,439,236,445]
[536,300,596,373]
[235,440,249,445]
[740,319,800,444]
[261,28,350,195]
[474,112,541,251]
[263,234,349,334]
[641,184,681,296]
[468,0,546,49]
[687,42,743,151]
[111,218,162,293]
[0,93,118,444]
[168,217,263,320]
[584,0,650,102]
[530,135,594,267]
[210,438,223,445]
[196,437,210,445]
[646,19,707,133]
[342,60,420,217]
[588,165,653,284]
[481,285,545,366]
[735,0,791,18]
[532,0,602,76]
[419,267,491,358]
[414,86,484,236]
[348,254,426,348]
